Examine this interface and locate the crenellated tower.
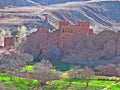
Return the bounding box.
[58,21,93,48]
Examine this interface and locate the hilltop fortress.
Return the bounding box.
[26,21,93,57]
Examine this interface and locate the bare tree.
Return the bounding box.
[80,67,94,88]
[0,84,6,90]
[33,59,61,88]
[67,68,77,85]
[66,67,83,86]
[17,37,27,53]
[0,52,33,80]
[0,54,19,80]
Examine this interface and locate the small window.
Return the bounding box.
[82,24,84,27]
[63,29,64,33]
[68,29,70,33]
[65,30,67,33]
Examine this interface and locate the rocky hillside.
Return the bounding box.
[31,0,86,5]
[45,0,120,33]
[0,1,119,33]
[0,0,87,7]
[0,0,39,8]
[25,30,120,66]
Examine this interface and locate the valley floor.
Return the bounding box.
[0,73,120,90]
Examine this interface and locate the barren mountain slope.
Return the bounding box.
[0,1,120,33]
[0,0,39,8]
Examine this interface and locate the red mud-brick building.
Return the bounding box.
[4,36,20,47]
[58,21,93,47]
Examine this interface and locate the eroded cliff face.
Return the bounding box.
[25,30,120,64]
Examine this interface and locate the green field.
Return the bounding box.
[43,79,116,90]
[110,85,120,90]
[0,73,39,90]
[0,73,120,90]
